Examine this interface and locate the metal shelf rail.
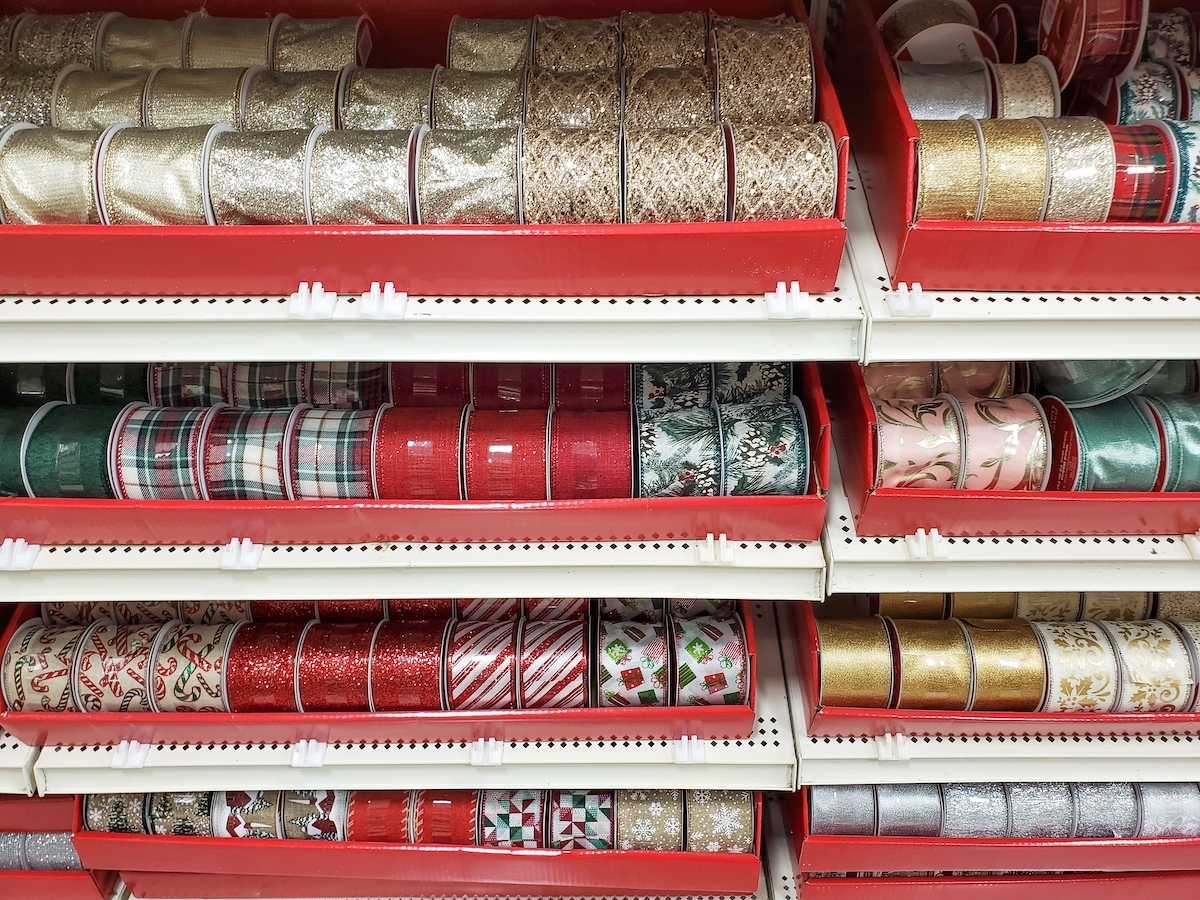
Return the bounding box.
[0,731,37,795]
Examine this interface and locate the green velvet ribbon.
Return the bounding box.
[0,363,69,407]
[1070,395,1162,492]
[1144,395,1200,492]
[0,407,38,497]
[1034,360,1165,408]
[72,363,149,405]
[24,404,122,498]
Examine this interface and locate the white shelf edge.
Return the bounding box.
[0,731,37,795]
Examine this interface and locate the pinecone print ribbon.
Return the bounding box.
[719,400,808,496]
[598,621,668,706]
[636,406,721,498]
[714,363,792,404]
[672,615,748,706]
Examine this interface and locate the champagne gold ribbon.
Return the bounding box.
[340,68,432,130]
[815,617,894,707]
[522,127,620,224]
[100,124,218,225]
[1100,619,1195,711]
[1016,591,1082,620]
[730,123,837,220]
[308,128,410,225]
[54,69,148,129]
[878,0,976,56]
[185,13,272,69]
[713,15,814,125]
[144,68,250,129]
[0,125,104,224]
[624,125,727,223]
[990,59,1058,118]
[12,13,106,68]
[243,69,338,131]
[960,618,1044,711]
[1038,116,1115,223]
[620,11,708,76]
[209,127,313,225]
[876,592,945,617]
[416,126,520,225]
[447,17,532,71]
[949,592,1017,618]
[432,67,524,130]
[525,69,620,128]
[532,16,619,71]
[624,66,715,129]
[273,16,365,71]
[98,15,185,70]
[890,618,971,709]
[979,117,1049,221]
[1081,591,1153,620]
[915,119,982,220]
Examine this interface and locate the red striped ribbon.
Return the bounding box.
[518,621,587,709]
[457,598,522,620]
[446,620,518,710]
[471,364,552,409]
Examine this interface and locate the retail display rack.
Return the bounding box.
[0,730,38,795]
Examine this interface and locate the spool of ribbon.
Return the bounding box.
[224,622,304,712]
[249,601,317,622]
[599,599,664,622]
[625,66,716,128]
[533,16,618,71]
[1007,783,1074,837]
[978,117,1050,220]
[373,406,463,500]
[412,790,479,844]
[446,18,532,71]
[876,783,942,836]
[316,600,385,623]
[296,621,375,712]
[480,789,545,847]
[812,784,879,836]
[143,68,250,129]
[1074,782,1138,837]
[960,618,1045,711]
[25,403,125,499]
[273,16,368,71]
[1048,394,1163,491]
[446,620,518,710]
[896,60,991,119]
[554,364,629,411]
[42,602,113,625]
[97,15,185,71]
[431,67,524,130]
[243,70,339,131]
[101,124,222,225]
[685,790,755,853]
[949,592,1017,618]
[989,57,1060,118]
[226,363,309,408]
[597,620,668,706]
[147,362,226,406]
[872,397,963,489]
[550,790,614,849]
[1016,591,1083,620]
[0,126,106,224]
[2,622,86,712]
[549,410,633,500]
[370,619,448,711]
[634,364,712,413]
[184,13,272,69]
[12,13,106,68]
[1137,783,1200,836]
[1159,591,1200,619]
[457,598,521,620]
[522,126,621,224]
[1107,123,1173,222]
[671,599,736,620]
[636,406,721,497]
[282,790,348,840]
[73,622,160,712]
[878,0,978,56]
[0,15,20,65]
[615,789,683,850]
[390,363,469,408]
[0,408,38,496]
[1145,394,1200,491]
[712,15,814,125]
[113,405,215,500]
[146,792,213,837]
[1138,360,1199,395]
[862,362,938,400]
[471,364,551,409]
[730,123,837,220]
[309,128,411,225]
[287,407,380,500]
[463,408,550,501]
[1032,620,1120,712]
[112,601,178,625]
[518,620,587,708]
[1081,591,1153,620]
[0,832,22,868]
[937,362,1013,398]
[524,69,620,128]
[209,127,315,225]
[84,793,148,834]
[1036,359,1166,407]
[1101,619,1195,710]
[0,68,57,128]
[211,790,283,839]
[714,362,793,404]
[54,69,148,129]
[720,399,808,496]
[875,592,946,617]
[415,126,520,224]
[339,68,433,130]
[386,599,454,620]
[1066,0,1147,84]
[673,615,747,705]
[940,782,1008,836]
[346,791,412,842]
[814,617,894,707]
[1143,10,1195,66]
[152,621,240,712]
[624,125,728,223]
[620,11,707,75]
[73,364,149,406]
[889,618,972,709]
[0,363,69,406]
[524,598,590,620]
[914,119,984,220]
[1117,61,1184,123]
[310,362,390,409]
[950,393,1049,491]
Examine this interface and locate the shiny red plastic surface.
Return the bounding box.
[0,796,116,900]
[798,873,1200,900]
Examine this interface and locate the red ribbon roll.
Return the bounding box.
[549,410,634,499]
[1076,0,1145,82]
[297,622,375,712]
[225,623,305,713]
[554,364,630,411]
[518,620,587,709]
[464,409,550,500]
[471,364,551,409]
[373,406,464,500]
[457,598,521,620]
[446,620,518,710]
[1107,123,1172,223]
[370,620,448,711]
[316,600,386,623]
[390,363,469,408]
[412,790,479,845]
[346,791,413,843]
[385,599,456,620]
[248,601,317,622]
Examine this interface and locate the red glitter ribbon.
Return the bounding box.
[1107,123,1173,223]
[1076,0,1145,81]
[554,364,630,411]
[412,790,479,845]
[457,598,522,620]
[296,622,375,712]
[316,600,387,623]
[518,621,587,709]
[470,364,552,409]
[225,623,305,712]
[385,599,456,620]
[390,363,469,407]
[463,409,550,500]
[549,410,634,500]
[369,620,448,710]
[373,406,464,500]
[249,601,317,622]
[446,620,518,710]
[346,791,413,843]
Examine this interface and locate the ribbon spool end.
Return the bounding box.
[469,737,504,766]
[0,537,40,571]
[359,281,408,319]
[764,280,811,319]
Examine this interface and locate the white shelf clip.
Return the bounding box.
[0,538,40,571]
[873,732,911,762]
[674,735,707,764]
[220,537,263,571]
[290,739,328,768]
[885,281,932,317]
[764,281,811,319]
[1183,531,1200,560]
[904,528,947,560]
[697,532,736,565]
[470,737,504,766]
[359,281,408,319]
[110,739,150,769]
[287,281,338,319]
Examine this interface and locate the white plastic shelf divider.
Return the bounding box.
[844,162,1200,363]
[0,731,37,795]
[33,603,795,795]
[0,265,864,364]
[0,539,825,603]
[822,447,1200,594]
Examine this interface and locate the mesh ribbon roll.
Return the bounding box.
[243,70,338,131]
[731,123,837,221]
[624,126,727,223]
[952,393,1049,491]
[98,15,185,70]
[225,623,304,711]
[211,790,282,838]
[100,124,220,226]
[625,66,716,128]
[890,618,972,709]
[310,362,390,409]
[273,16,367,71]
[0,67,56,127]
[550,790,614,849]
[471,363,550,409]
[346,791,412,842]
[144,68,250,129]
[533,16,619,71]
[518,620,587,708]
[979,117,1049,220]
[373,406,463,500]
[370,619,448,711]
[296,622,374,712]
[54,70,148,129]
[0,126,105,224]
[412,790,478,844]
[288,407,379,500]
[896,60,991,119]
[686,790,754,853]
[2,622,86,712]
[555,364,629,411]
[432,67,524,129]
[227,362,309,408]
[202,406,296,500]
[209,128,313,225]
[524,69,620,128]
[464,408,550,500]
[0,362,69,407]
[185,13,272,69]
[446,620,518,710]
[25,403,123,499]
[809,785,877,835]
[282,790,349,841]
[416,127,520,224]
[712,15,814,125]
[114,405,212,500]
[873,397,962,488]
[878,0,977,55]
[915,119,983,220]
[73,622,160,712]
[620,11,708,75]
[960,618,1045,711]
[991,59,1058,118]
[12,13,105,68]
[147,362,225,406]
[673,615,747,705]
[340,68,432,130]
[549,410,633,500]
[308,128,411,225]
[522,127,619,224]
[0,408,37,496]
[447,18,532,71]
[597,620,668,706]
[390,363,469,407]
[636,406,721,497]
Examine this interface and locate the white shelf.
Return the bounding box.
[0,270,864,364]
[0,539,825,603]
[0,731,37,795]
[844,163,1200,363]
[33,603,796,795]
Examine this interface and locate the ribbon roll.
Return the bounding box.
[961,618,1045,711]
[636,406,721,497]
[554,364,629,412]
[446,620,518,710]
[1016,591,1083,620]
[938,362,1012,398]
[209,128,314,226]
[599,599,664,623]
[715,362,793,404]
[84,793,148,833]
[340,68,432,130]
[1007,783,1074,837]
[12,13,105,68]
[1074,782,1139,837]
[712,15,814,125]
[147,363,225,406]
[243,70,338,131]
[914,119,984,220]
[288,408,378,500]
[1117,62,1184,123]
[73,623,160,713]
[431,68,524,130]
[225,622,304,712]
[673,615,748,705]
[876,784,942,836]
[0,127,105,224]
[550,790,614,849]
[815,618,894,707]
[941,782,1008,836]
[1159,592,1200,619]
[1035,359,1165,406]
[862,362,938,400]
[147,792,213,837]
[873,397,963,489]
[876,592,946,617]
[524,598,590,620]
[1138,359,1199,395]
[720,399,808,496]
[950,592,1017,618]
[990,58,1059,118]
[178,601,251,625]
[54,70,148,129]
[25,403,123,499]
[463,409,550,501]
[1072,0,1147,83]
[97,15,185,70]
[0,363,68,406]
[412,790,479,844]
[615,789,683,850]
[597,620,669,706]
[101,125,221,225]
[0,14,19,63]
[346,791,412,843]
[457,598,521,620]
[370,619,448,711]
[634,363,713,413]
[310,362,390,409]
[730,123,838,220]
[184,14,271,69]
[669,599,735,619]
[896,60,991,119]
[685,790,754,853]
[624,126,728,223]
[1054,394,1163,491]
[211,791,283,839]
[524,69,620,128]
[1144,395,1200,490]
[316,600,386,623]
[1137,783,1200,836]
[446,18,532,71]
[41,602,113,625]
[415,126,520,224]
[952,393,1049,491]
[2,622,86,712]
[890,618,972,709]
[625,67,715,129]
[549,410,634,500]
[1143,10,1195,66]
[532,16,619,71]
[373,406,463,500]
[1033,620,1120,712]
[620,11,708,75]
[0,68,56,127]
[0,832,23,868]
[309,129,411,225]
[390,363,469,408]
[153,622,240,712]
[1100,619,1195,711]
[386,599,456,620]
[144,68,250,129]
[978,117,1049,220]
[518,620,587,709]
[522,127,621,224]
[1158,116,1200,223]
[282,790,348,841]
[481,789,545,848]
[110,601,180,625]
[1081,591,1153,620]
[114,406,213,500]
[273,16,368,71]
[73,363,149,406]
[227,363,309,408]
[1040,116,1117,223]
[878,0,977,55]
[296,622,374,712]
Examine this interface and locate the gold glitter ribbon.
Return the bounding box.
[713,15,814,125]
[0,67,57,128]
[815,617,894,707]
[730,123,837,220]
[144,68,251,129]
[340,68,432,130]
[432,67,524,130]
[624,66,715,129]
[12,13,106,68]
[209,127,314,225]
[100,124,218,225]
[949,592,1017,618]
[891,618,972,709]
[624,125,727,223]
[0,15,24,66]
[273,16,366,71]
[960,618,1045,711]
[979,117,1049,221]
[991,60,1057,118]
[446,18,532,71]
[877,592,945,617]
[522,127,620,224]
[308,128,410,225]
[620,11,708,76]
[1037,116,1115,223]
[416,126,520,225]
[915,119,982,220]
[532,17,620,71]
[878,0,976,56]
[54,69,148,130]
[184,13,272,70]
[243,70,338,131]
[98,15,185,70]
[0,125,105,224]
[524,69,620,128]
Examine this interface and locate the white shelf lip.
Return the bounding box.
[0,266,864,363]
[822,446,1200,594]
[0,731,37,795]
[844,160,1200,363]
[0,539,825,603]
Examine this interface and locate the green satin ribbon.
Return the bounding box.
[1144,395,1200,492]
[72,363,149,405]
[0,407,37,496]
[1137,360,1199,396]
[1034,360,1165,408]
[1070,395,1162,491]
[25,404,121,498]
[0,363,69,406]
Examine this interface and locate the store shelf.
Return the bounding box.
[845,164,1200,364]
[0,731,37,795]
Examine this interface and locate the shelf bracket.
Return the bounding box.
[697,533,736,565]
[1183,532,1200,559]
[904,528,947,560]
[287,281,338,319]
[469,737,504,766]
[674,735,707,764]
[220,538,263,571]
[764,281,811,319]
[0,537,40,571]
[359,281,408,319]
[110,739,150,769]
[884,282,932,317]
[290,739,328,768]
[873,732,911,762]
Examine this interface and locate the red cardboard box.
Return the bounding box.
[0,796,116,900]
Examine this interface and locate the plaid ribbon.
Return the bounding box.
[1078,0,1144,80]
[148,363,226,407]
[309,362,391,409]
[227,363,310,408]
[115,406,211,500]
[288,408,378,499]
[203,407,296,500]
[1108,124,1172,223]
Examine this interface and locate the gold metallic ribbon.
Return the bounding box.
[340,68,432,130]
[624,66,715,129]
[522,127,620,224]
[1038,116,1115,223]
[0,125,105,224]
[524,69,620,128]
[620,11,708,76]
[12,13,106,68]
[209,127,313,225]
[730,123,837,220]
[949,592,1017,618]
[416,126,520,225]
[144,68,250,130]
[432,67,524,130]
[914,119,982,220]
[100,124,218,225]
[624,125,727,223]
[184,13,272,70]
[243,70,338,131]
[308,128,410,225]
[1159,592,1200,619]
[877,592,945,617]
[815,617,894,707]
[273,16,365,71]
[878,0,976,56]
[979,117,1049,221]
[532,16,619,71]
[54,69,148,130]
[98,15,185,70]
[990,59,1058,118]
[890,618,972,709]
[713,15,814,125]
[960,618,1044,711]
[446,18,532,72]
[0,67,58,128]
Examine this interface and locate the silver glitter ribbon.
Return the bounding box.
[896,60,990,119]
[209,127,314,225]
[243,69,338,131]
[185,12,272,69]
[940,783,1008,836]
[0,832,23,869]
[1006,782,1074,837]
[144,68,250,129]
[0,67,57,128]
[447,18,532,71]
[98,15,185,70]
[0,15,24,66]
[100,124,219,225]
[0,125,105,224]
[730,123,837,220]
[273,16,365,71]
[22,832,82,870]
[416,126,520,224]
[54,69,149,129]
[624,66,716,128]
[1073,782,1138,837]
[12,13,106,68]
[1138,782,1200,836]
[522,126,620,224]
[876,783,942,836]
[524,69,620,128]
[308,128,410,225]
[621,11,708,76]
[624,125,728,223]
[340,68,432,130]
[1037,116,1116,223]
[808,785,876,835]
[432,67,524,129]
[532,16,620,71]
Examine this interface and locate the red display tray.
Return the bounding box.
[798,872,1200,900]
[0,363,830,546]
[822,360,1200,536]
[835,0,1200,292]
[0,600,758,745]
[0,796,117,900]
[74,795,763,898]
[0,0,848,297]
[791,600,1200,737]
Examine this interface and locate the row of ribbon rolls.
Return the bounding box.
[856,590,1200,622]
[866,359,1200,493]
[0,832,81,870]
[3,602,748,712]
[817,615,1200,713]
[86,788,756,853]
[809,782,1200,840]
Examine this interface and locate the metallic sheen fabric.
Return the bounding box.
[12,13,106,68]
[1039,116,1116,223]
[54,69,148,129]
[808,784,876,835]
[1034,359,1165,407]
[940,782,1008,837]
[879,0,976,56]
[144,68,249,129]
[416,126,519,224]
[712,15,814,125]
[340,68,432,130]
[447,18,532,71]
[730,123,836,220]
[876,783,942,836]
[624,125,727,223]
[896,60,990,119]
[525,69,620,128]
[308,128,410,225]
[960,618,1045,711]
[273,16,364,71]
[991,59,1058,118]
[522,126,620,224]
[209,127,311,225]
[432,67,524,129]
[814,617,894,707]
[100,124,217,225]
[0,125,104,224]
[1073,782,1138,837]
[243,69,338,131]
[533,16,619,71]
[979,117,1049,221]
[185,13,272,69]
[0,67,57,128]
[1143,394,1200,491]
[621,11,707,75]
[915,119,982,219]
[624,66,715,128]
[98,15,185,70]
[1007,782,1074,837]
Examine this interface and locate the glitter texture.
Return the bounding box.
[621,11,707,75]
[463,408,549,500]
[273,16,364,71]
[876,783,942,836]
[98,15,185,70]
[370,619,448,710]
[2,622,86,711]
[686,789,754,853]
[101,125,215,225]
[915,119,982,220]
[809,785,876,835]
[877,592,945,617]
[522,127,620,224]
[12,13,105,68]
[73,622,160,712]
[185,14,271,69]
[0,832,21,869]
[1138,783,1200,836]
[432,68,524,129]
[85,793,147,833]
[524,69,620,128]
[1073,782,1138,837]
[550,408,634,499]
[1160,591,1200,619]
[815,618,893,707]
[897,61,990,119]
[712,16,814,125]
[624,66,715,128]
[992,60,1057,118]
[960,619,1045,711]
[1007,782,1074,837]
[533,17,619,71]
[243,70,338,131]
[447,18,532,71]
[979,117,1049,221]
[249,601,316,622]
[0,67,57,127]
[340,68,432,130]
[416,127,520,224]
[0,16,22,66]
[144,68,248,129]
[309,128,410,225]
[941,783,1008,837]
[297,622,374,711]
[615,789,683,850]
[23,832,82,870]
[55,70,148,129]
[892,618,971,709]
[374,406,464,500]
[878,0,975,55]
[209,128,310,225]
[147,791,214,836]
[315,601,386,622]
[386,599,456,620]
[731,123,836,220]
[624,126,727,223]
[446,619,518,710]
[225,622,304,712]
[1039,116,1115,223]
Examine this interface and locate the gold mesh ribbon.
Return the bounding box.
[0,67,57,128]
[308,128,410,225]
[0,126,104,224]
[55,70,148,130]
[447,18,532,71]
[12,13,106,68]
[243,70,338,131]
[979,117,1049,221]
[878,0,975,56]
[624,67,715,128]
[525,69,620,128]
[98,15,185,70]
[416,126,519,224]
[185,13,272,69]
[209,127,311,225]
[1038,116,1115,223]
[432,67,524,129]
[731,123,837,220]
[273,16,365,71]
[532,17,619,71]
[624,125,727,223]
[713,16,814,125]
[620,11,708,76]
[100,124,215,225]
[992,60,1057,118]
[522,126,620,224]
[915,119,982,220]
[340,68,432,130]
[144,68,249,129]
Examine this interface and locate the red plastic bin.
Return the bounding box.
[797,872,1200,900]
[0,796,116,900]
